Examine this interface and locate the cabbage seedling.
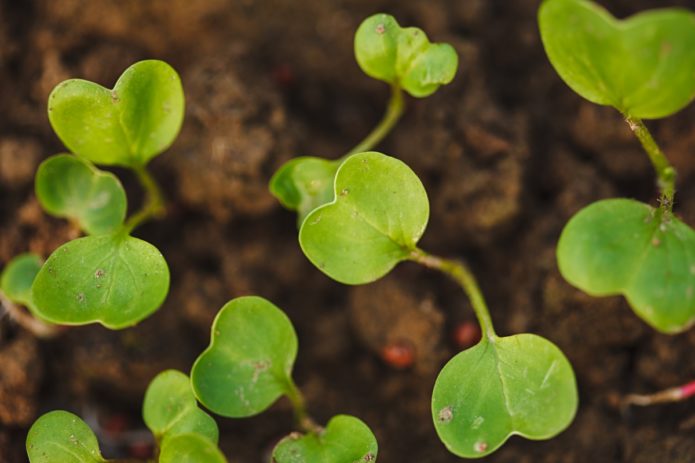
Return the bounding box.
[298,152,578,458]
[539,0,695,334]
[1,60,183,331]
[191,296,379,462]
[270,13,458,225]
[26,370,226,463]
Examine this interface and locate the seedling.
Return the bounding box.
[0,60,183,331]
[539,0,695,401]
[26,370,226,462]
[270,13,458,224]
[293,152,577,458]
[191,296,379,462]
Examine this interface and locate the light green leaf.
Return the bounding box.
[269,156,340,226]
[48,60,184,167]
[557,198,695,333]
[272,415,378,463]
[26,411,105,463]
[31,233,169,329]
[143,370,218,445]
[355,13,458,98]
[35,154,127,235]
[159,433,227,463]
[539,0,695,119]
[432,334,577,458]
[191,296,298,418]
[299,152,429,285]
[1,253,42,309]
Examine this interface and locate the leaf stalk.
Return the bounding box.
[624,116,676,213]
[346,83,405,156]
[409,249,497,339]
[123,165,166,234]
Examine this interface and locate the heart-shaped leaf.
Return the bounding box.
[143,370,218,445]
[272,415,378,463]
[1,253,42,309]
[539,0,695,119]
[355,13,458,98]
[26,411,105,463]
[432,334,578,458]
[299,151,429,285]
[48,60,184,167]
[269,156,341,226]
[191,296,298,418]
[31,233,169,328]
[159,433,228,463]
[557,198,695,333]
[35,155,127,235]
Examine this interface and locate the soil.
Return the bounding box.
[1,0,695,462]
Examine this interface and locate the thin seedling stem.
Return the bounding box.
[346,83,405,156]
[0,292,61,338]
[124,165,166,234]
[625,379,695,406]
[624,115,676,212]
[285,378,322,435]
[409,248,497,339]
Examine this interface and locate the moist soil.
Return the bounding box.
[1,1,695,462]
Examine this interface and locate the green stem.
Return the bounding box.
[624,115,676,212]
[123,165,166,234]
[346,84,405,156]
[285,378,321,434]
[409,248,496,339]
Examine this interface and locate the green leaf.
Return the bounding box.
[48,60,184,167]
[557,198,695,333]
[272,415,378,463]
[539,0,695,119]
[354,13,458,98]
[191,296,298,418]
[299,151,429,285]
[1,253,42,309]
[143,370,218,445]
[26,411,105,463]
[432,334,578,458]
[159,433,228,463]
[35,154,127,235]
[31,234,169,329]
[269,156,340,226]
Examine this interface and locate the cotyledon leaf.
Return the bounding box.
[31,233,169,329]
[191,296,298,418]
[143,369,218,445]
[355,13,458,98]
[539,0,695,119]
[272,415,378,463]
[269,156,340,226]
[432,334,578,458]
[48,60,184,167]
[557,198,695,333]
[26,411,105,463]
[35,154,127,235]
[158,433,228,463]
[1,253,43,309]
[299,151,429,285]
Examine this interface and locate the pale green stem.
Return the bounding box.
[285,378,321,434]
[123,165,166,234]
[345,84,405,156]
[409,249,497,339]
[624,115,676,212]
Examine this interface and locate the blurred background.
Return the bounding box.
[1,0,695,461]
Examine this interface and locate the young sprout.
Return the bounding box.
[270,13,458,226]
[190,296,379,462]
[539,0,695,334]
[26,370,225,463]
[7,60,186,330]
[298,152,577,458]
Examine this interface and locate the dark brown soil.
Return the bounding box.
[1,0,695,462]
